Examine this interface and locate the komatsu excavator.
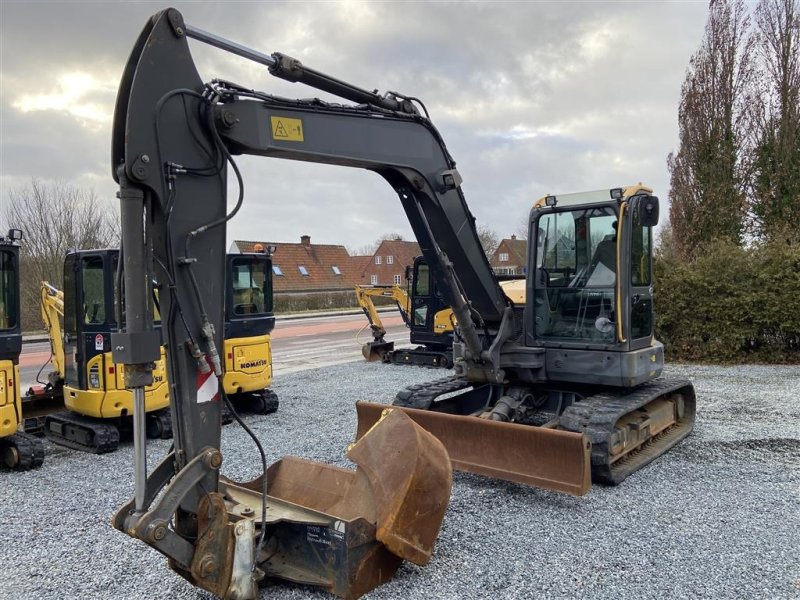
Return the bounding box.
[32,250,172,453]
[32,248,278,453]
[109,9,692,598]
[0,229,45,470]
[356,256,455,367]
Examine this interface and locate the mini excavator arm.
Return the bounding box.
[354,284,412,361]
[39,282,65,382]
[111,9,452,599]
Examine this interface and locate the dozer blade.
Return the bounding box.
[362,340,394,362]
[356,401,591,496]
[218,408,452,599]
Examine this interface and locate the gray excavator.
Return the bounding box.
[109,8,694,599]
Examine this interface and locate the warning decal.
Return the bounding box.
[196,368,219,404]
[270,116,304,142]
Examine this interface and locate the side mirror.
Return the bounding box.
[404,265,412,282]
[638,195,659,228]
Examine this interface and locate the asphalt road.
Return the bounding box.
[17,312,410,388]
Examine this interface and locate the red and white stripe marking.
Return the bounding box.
[196,368,219,404]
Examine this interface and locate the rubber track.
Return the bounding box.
[387,348,453,369]
[1,432,45,470]
[44,411,120,454]
[559,378,696,485]
[394,375,472,409]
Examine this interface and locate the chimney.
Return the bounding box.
[301,235,311,247]
[511,234,516,240]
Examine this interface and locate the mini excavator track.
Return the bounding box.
[388,376,696,489]
[0,432,45,471]
[559,378,696,485]
[44,411,120,454]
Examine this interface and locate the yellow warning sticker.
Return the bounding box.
[270,116,304,142]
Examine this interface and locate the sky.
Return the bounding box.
[0,0,709,251]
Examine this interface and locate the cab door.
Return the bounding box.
[627,196,655,351]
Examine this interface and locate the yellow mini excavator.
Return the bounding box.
[0,229,45,470]
[357,255,526,368]
[356,256,456,367]
[33,249,172,453]
[106,9,692,599]
[30,248,279,453]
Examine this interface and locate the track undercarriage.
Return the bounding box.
[357,374,696,492]
[43,408,174,454]
[0,432,45,471]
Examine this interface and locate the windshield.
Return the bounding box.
[231,257,272,315]
[534,206,618,342]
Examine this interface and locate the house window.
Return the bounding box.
[370,274,378,285]
[387,255,394,265]
[499,252,509,262]
[272,265,283,276]
[394,274,401,285]
[298,265,309,276]
[375,256,381,265]
[331,265,341,275]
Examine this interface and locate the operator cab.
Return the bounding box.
[224,251,275,341]
[0,230,23,362]
[527,186,660,385]
[408,256,452,349]
[62,250,127,390]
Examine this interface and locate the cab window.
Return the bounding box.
[82,256,106,324]
[231,258,272,315]
[0,250,17,329]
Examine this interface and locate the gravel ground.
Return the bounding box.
[1,362,799,600]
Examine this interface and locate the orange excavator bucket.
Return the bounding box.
[355,401,591,496]
[220,408,452,599]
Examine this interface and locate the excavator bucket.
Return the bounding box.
[356,401,592,496]
[220,408,452,599]
[361,340,394,362]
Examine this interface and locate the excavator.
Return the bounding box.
[30,247,278,453]
[356,256,455,367]
[108,8,693,599]
[32,250,172,453]
[357,255,526,368]
[0,229,45,470]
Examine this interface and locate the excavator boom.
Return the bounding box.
[111,9,453,598]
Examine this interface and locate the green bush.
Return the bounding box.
[655,239,800,362]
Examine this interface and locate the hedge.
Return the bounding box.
[654,239,800,362]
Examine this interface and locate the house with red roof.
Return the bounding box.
[359,239,421,286]
[231,235,358,293]
[489,235,528,276]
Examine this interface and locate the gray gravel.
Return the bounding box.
[1,362,799,600]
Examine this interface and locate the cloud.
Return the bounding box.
[0,1,708,246]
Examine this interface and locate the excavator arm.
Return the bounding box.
[354,284,411,361]
[39,282,65,383]
[111,10,452,599]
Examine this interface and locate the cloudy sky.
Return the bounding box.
[0,1,708,250]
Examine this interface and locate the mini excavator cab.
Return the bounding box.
[223,250,279,414]
[408,256,453,348]
[529,186,661,385]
